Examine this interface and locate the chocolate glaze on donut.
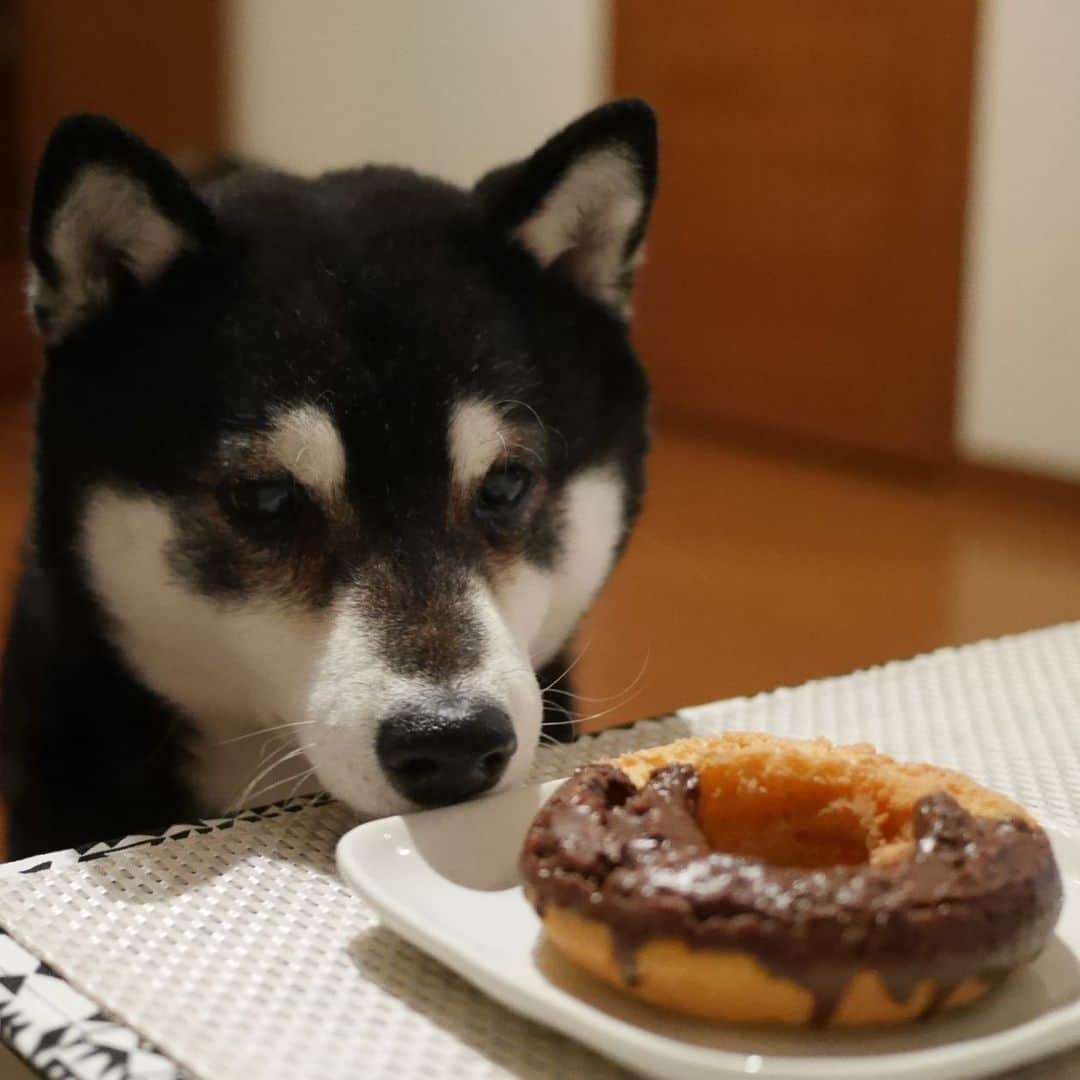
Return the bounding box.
[521,763,1064,1025]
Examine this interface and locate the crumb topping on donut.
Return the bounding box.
[521,754,1063,1025]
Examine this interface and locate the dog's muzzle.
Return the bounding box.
[375,701,517,806]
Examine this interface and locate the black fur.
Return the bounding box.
[476,98,658,274]
[1,101,657,857]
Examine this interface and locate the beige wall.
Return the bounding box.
[958,0,1080,477]
[227,0,608,186]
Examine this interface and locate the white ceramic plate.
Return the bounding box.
[337,780,1080,1080]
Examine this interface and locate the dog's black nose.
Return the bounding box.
[376,704,517,806]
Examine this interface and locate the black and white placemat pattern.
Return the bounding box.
[0,930,178,1079]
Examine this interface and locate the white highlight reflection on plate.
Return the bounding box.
[337,779,1080,1080]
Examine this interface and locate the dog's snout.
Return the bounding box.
[376,704,517,806]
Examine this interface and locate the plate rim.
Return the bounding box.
[337,781,1080,1080]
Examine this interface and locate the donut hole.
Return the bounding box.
[695,757,893,868]
[614,732,1028,871]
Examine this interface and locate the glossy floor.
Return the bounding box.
[578,435,1080,730]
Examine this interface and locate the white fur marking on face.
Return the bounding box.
[449,399,508,488]
[515,148,644,314]
[267,404,347,503]
[80,490,326,811]
[495,464,626,669]
[32,165,188,342]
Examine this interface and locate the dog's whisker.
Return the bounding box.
[542,647,652,704]
[256,733,294,768]
[246,764,320,809]
[216,719,318,747]
[504,439,545,467]
[496,398,567,454]
[541,639,593,694]
[490,422,510,465]
[231,742,315,811]
[286,767,318,803]
[575,689,648,728]
[541,699,576,721]
[236,742,311,805]
[540,683,646,728]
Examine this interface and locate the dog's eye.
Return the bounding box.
[475,463,534,524]
[221,478,305,529]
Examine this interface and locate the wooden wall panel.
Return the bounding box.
[615,1,979,463]
[0,1,17,255]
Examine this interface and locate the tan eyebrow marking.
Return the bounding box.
[266,404,347,503]
[449,399,510,488]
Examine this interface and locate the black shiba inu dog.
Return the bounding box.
[0,100,658,858]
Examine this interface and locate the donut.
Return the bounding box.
[520,732,1063,1026]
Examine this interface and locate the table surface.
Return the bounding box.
[1,623,1080,1079]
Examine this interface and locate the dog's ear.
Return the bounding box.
[475,99,658,318]
[27,114,217,345]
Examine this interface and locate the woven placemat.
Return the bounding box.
[2,624,1080,1078]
